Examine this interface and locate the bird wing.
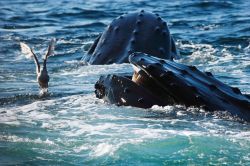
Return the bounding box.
[20,42,34,59]
[20,42,40,74]
[44,38,56,60]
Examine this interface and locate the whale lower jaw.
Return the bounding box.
[95,53,250,122]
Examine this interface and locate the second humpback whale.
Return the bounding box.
[83,10,178,64]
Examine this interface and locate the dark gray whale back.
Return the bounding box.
[84,10,177,64]
[95,53,250,122]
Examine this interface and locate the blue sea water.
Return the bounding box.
[0,0,250,165]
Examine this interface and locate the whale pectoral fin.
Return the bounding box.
[87,33,102,55]
[44,38,56,60]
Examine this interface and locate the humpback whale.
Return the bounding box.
[95,53,250,122]
[83,10,178,64]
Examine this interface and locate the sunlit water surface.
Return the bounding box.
[0,0,250,165]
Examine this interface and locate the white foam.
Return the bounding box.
[0,135,55,145]
[177,42,218,64]
[73,144,90,153]
[244,42,250,52]
[91,143,115,157]
[58,63,132,77]
[0,109,20,125]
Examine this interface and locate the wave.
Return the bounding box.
[63,22,106,29]
[48,9,114,19]
[1,23,57,30]
[0,92,85,107]
[183,1,234,9]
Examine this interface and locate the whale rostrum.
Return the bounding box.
[95,53,250,122]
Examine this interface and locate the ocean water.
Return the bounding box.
[0,0,250,165]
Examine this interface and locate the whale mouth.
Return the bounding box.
[130,64,174,104]
[131,64,158,97]
[131,65,143,83]
[129,52,181,104]
[131,64,151,87]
